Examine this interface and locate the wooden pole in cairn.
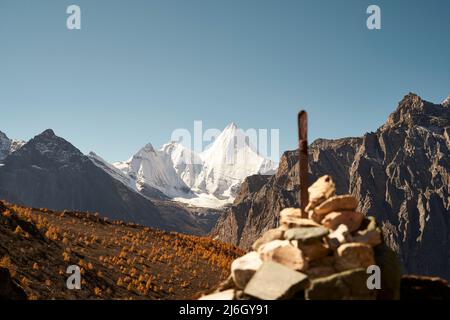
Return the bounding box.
[298,111,309,218]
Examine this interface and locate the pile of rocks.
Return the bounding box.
[200,175,401,300]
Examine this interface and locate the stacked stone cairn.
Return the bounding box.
[199,175,401,300]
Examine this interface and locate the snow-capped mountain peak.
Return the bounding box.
[117,142,192,198]
[194,123,277,202]
[202,123,254,160]
[142,143,156,153]
[109,123,278,208]
[224,122,238,130]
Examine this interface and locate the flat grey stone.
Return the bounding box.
[283,226,329,244]
[243,261,309,300]
[231,251,263,289]
[314,195,358,216]
[305,268,377,300]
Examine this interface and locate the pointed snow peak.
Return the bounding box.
[221,123,240,137]
[225,122,238,130]
[219,123,246,141]
[142,143,155,153]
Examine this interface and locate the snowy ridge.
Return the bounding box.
[0,130,25,162]
[88,152,136,190]
[116,143,193,198]
[161,141,203,188]
[110,123,278,208]
[1,126,277,208]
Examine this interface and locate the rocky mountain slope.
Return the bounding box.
[0,130,214,235]
[0,201,242,299]
[212,93,450,280]
[88,151,170,201]
[0,130,25,162]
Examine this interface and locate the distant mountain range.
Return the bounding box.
[112,123,277,208]
[0,123,276,234]
[212,93,450,281]
[0,129,214,234]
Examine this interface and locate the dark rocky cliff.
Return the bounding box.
[212,93,450,280]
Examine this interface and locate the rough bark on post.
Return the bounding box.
[298,110,309,217]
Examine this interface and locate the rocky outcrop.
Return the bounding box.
[0,131,25,162]
[211,137,362,249]
[212,93,450,280]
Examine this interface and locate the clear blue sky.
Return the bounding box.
[1,0,449,162]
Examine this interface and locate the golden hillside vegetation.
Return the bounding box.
[0,200,243,299]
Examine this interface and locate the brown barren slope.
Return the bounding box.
[0,200,243,300]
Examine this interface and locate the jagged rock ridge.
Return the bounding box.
[212,93,450,280]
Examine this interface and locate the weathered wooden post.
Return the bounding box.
[298,111,309,217]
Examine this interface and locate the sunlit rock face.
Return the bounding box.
[213,93,450,280]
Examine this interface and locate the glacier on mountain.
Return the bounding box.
[113,143,193,199]
[112,123,278,208]
[191,123,276,199]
